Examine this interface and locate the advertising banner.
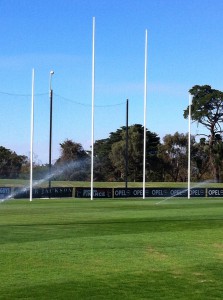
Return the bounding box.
[75,188,112,198]
[189,188,206,197]
[207,188,223,197]
[14,187,73,199]
[147,188,186,197]
[114,188,206,198]
[114,188,146,198]
[0,187,11,199]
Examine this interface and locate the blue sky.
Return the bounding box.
[1,0,223,163]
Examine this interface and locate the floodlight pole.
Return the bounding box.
[49,71,54,191]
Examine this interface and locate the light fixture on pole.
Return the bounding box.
[49,70,54,190]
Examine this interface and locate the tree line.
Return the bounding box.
[1,85,223,182]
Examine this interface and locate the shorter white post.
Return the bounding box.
[30,69,35,202]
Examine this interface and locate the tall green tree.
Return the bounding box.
[0,146,28,178]
[109,124,161,182]
[94,129,124,181]
[94,125,161,182]
[158,132,189,182]
[94,138,116,181]
[184,85,223,182]
[55,139,90,180]
[191,138,212,181]
[57,139,88,162]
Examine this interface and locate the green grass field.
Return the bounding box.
[0,197,223,299]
